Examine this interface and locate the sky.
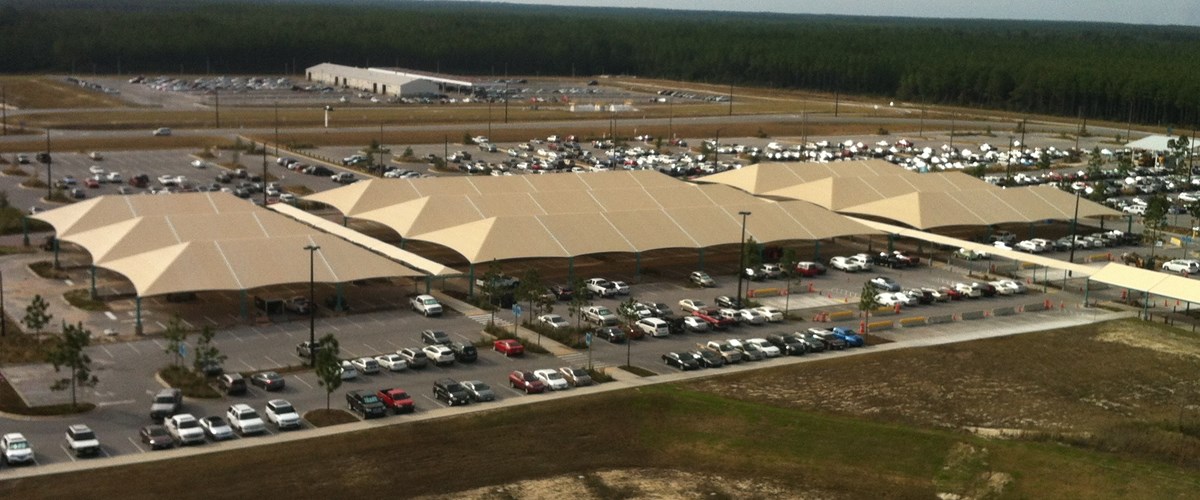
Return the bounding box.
[441,0,1200,27]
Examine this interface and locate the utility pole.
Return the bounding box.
[262,142,268,206]
[45,129,52,199]
[1,86,6,136]
[214,89,220,129]
[667,97,673,141]
[304,245,320,368]
[728,82,733,116]
[736,211,752,304]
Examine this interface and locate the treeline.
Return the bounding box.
[1,0,1199,126]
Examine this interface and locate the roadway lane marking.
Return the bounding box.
[291,375,313,389]
[126,343,141,355]
[126,437,146,454]
[384,339,401,349]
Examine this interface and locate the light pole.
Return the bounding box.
[323,106,333,128]
[1067,189,1081,270]
[1,267,6,337]
[273,101,279,156]
[304,244,320,367]
[736,211,752,304]
[45,129,52,199]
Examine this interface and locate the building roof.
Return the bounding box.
[305,171,880,263]
[1125,134,1199,152]
[32,193,420,297]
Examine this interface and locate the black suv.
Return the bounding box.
[449,342,477,363]
[767,334,808,356]
[433,378,470,406]
[217,373,247,395]
[346,390,386,419]
[421,329,451,346]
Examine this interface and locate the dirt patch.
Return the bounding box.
[0,76,124,110]
[1094,323,1200,360]
[418,468,812,500]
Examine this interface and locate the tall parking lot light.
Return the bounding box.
[45,129,52,199]
[1067,189,1081,272]
[304,244,321,367]
[736,211,752,304]
[324,106,333,128]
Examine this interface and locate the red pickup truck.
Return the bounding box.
[376,388,415,414]
[692,308,734,330]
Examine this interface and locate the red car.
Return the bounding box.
[376,388,415,414]
[693,308,734,330]
[940,286,963,300]
[794,261,826,277]
[508,370,545,394]
[85,178,100,189]
[493,339,525,356]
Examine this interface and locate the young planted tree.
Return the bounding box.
[478,260,503,324]
[314,333,341,411]
[1144,194,1171,268]
[1086,146,1105,181]
[1168,135,1192,183]
[162,315,189,368]
[192,326,227,376]
[22,294,52,343]
[514,268,545,325]
[567,277,591,331]
[742,236,763,270]
[47,321,98,409]
[617,295,640,367]
[858,282,881,343]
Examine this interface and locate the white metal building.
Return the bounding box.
[305,63,472,97]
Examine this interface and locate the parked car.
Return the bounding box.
[766,333,808,356]
[338,360,360,380]
[869,276,901,292]
[678,299,707,313]
[635,317,670,337]
[250,371,285,391]
[375,353,408,371]
[508,370,546,393]
[585,278,616,298]
[594,326,627,343]
[533,369,570,390]
[377,388,416,414]
[422,345,456,366]
[829,256,862,272]
[808,328,848,350]
[609,280,631,295]
[420,329,451,345]
[829,326,865,347]
[538,314,570,329]
[265,399,302,430]
[493,339,525,356]
[558,367,594,387]
[691,349,726,368]
[690,271,716,287]
[583,305,618,326]
[139,426,173,450]
[398,347,430,368]
[1163,259,1200,275]
[226,404,266,435]
[714,295,743,309]
[217,373,247,395]
[794,261,826,277]
[704,341,745,364]
[743,338,782,357]
[166,414,205,446]
[198,416,235,441]
[460,380,496,402]
[680,316,709,333]
[65,424,100,457]
[410,294,443,316]
[149,388,182,421]
[346,390,387,418]
[754,306,784,322]
[662,351,701,370]
[953,282,983,298]
[736,308,767,325]
[450,342,478,363]
[351,356,381,375]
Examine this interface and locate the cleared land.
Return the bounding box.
[0,76,124,110]
[2,319,1198,499]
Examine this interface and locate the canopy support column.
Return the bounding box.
[240,290,248,321]
[1142,291,1150,320]
[135,296,143,335]
[334,283,345,311]
[697,248,705,271]
[21,217,28,246]
[398,237,405,250]
[635,252,642,282]
[1027,222,1034,240]
[887,234,895,253]
[568,257,575,285]
[468,263,475,298]
[813,241,821,261]
[425,275,432,294]
[89,265,96,300]
[53,238,60,269]
[1127,215,1133,234]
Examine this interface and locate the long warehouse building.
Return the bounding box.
[306,63,473,96]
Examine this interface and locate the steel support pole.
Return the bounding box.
[90,265,96,300]
[135,296,143,335]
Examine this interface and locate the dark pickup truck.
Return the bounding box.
[346,390,387,419]
[376,388,415,414]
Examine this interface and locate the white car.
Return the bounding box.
[198,416,235,441]
[166,414,205,445]
[953,282,982,298]
[264,399,301,430]
[744,338,782,358]
[988,280,1016,295]
[226,404,266,435]
[410,294,443,316]
[681,316,709,332]
[582,305,618,326]
[350,356,380,375]
[1162,259,1200,275]
[678,299,707,313]
[993,279,1028,294]
[538,314,570,329]
[422,345,456,366]
[848,254,874,271]
[1015,240,1044,253]
[533,369,570,390]
[754,306,784,322]
[635,317,670,337]
[88,165,105,175]
[190,159,208,169]
[338,360,359,380]
[921,287,949,302]
[829,256,862,272]
[105,172,122,183]
[736,308,767,325]
[374,353,408,371]
[1,433,34,465]
[609,280,630,295]
[584,278,614,297]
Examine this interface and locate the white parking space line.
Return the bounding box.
[104,311,118,320]
[321,320,341,332]
[361,343,378,354]
[503,386,527,397]
[421,394,447,408]
[351,320,365,330]
[60,444,78,462]
[100,345,114,358]
[263,355,281,368]
[340,346,360,358]
[384,339,402,349]
[291,375,313,389]
[151,339,165,350]
[239,358,256,372]
[127,436,146,454]
[126,343,141,355]
[231,331,246,343]
[283,330,294,338]
[204,315,219,325]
